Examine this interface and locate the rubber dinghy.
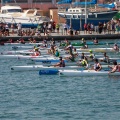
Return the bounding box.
[59,70,120,77]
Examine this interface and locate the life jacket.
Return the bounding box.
[55,51,59,57]
[81,59,87,66]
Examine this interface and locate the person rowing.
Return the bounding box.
[81,38,88,49]
[65,43,73,54]
[42,38,48,47]
[54,57,65,67]
[73,48,78,57]
[100,52,109,63]
[54,49,60,57]
[50,38,55,46]
[113,43,119,51]
[80,53,87,60]
[90,58,102,71]
[87,50,94,60]
[93,38,98,44]
[31,48,41,56]
[108,61,120,73]
[48,44,56,55]
[65,52,75,62]
[77,57,88,68]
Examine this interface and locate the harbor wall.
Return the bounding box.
[0,34,120,42]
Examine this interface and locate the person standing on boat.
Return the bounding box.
[92,59,102,71]
[108,61,120,73]
[54,57,65,67]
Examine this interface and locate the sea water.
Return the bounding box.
[0,40,120,120]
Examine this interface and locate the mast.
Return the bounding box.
[85,0,87,24]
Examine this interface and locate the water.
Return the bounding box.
[0,40,120,120]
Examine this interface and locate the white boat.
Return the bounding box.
[0,4,50,28]
[0,54,57,60]
[4,42,43,46]
[76,48,118,53]
[59,70,120,77]
[10,65,86,72]
[57,0,118,30]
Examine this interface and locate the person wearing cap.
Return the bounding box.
[113,43,119,51]
[89,50,94,59]
[108,61,120,73]
[31,48,41,56]
[54,57,65,67]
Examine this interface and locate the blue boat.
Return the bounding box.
[57,0,118,30]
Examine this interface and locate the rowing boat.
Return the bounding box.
[60,41,120,46]
[4,42,43,46]
[10,65,86,71]
[59,70,120,76]
[76,48,118,52]
[11,64,111,72]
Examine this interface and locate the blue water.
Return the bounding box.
[0,41,120,120]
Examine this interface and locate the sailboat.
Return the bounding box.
[57,0,118,30]
[0,0,50,28]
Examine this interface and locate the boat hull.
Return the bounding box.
[59,70,120,76]
[58,10,118,30]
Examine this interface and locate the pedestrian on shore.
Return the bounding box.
[56,23,60,34]
[63,22,68,35]
[17,22,22,36]
[84,23,87,34]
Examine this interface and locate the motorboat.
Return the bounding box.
[0,4,50,28]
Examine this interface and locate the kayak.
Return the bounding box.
[59,70,120,76]
[76,48,118,53]
[60,41,120,46]
[10,65,86,72]
[0,55,55,60]
[4,42,43,46]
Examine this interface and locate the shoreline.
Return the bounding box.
[0,31,120,42]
